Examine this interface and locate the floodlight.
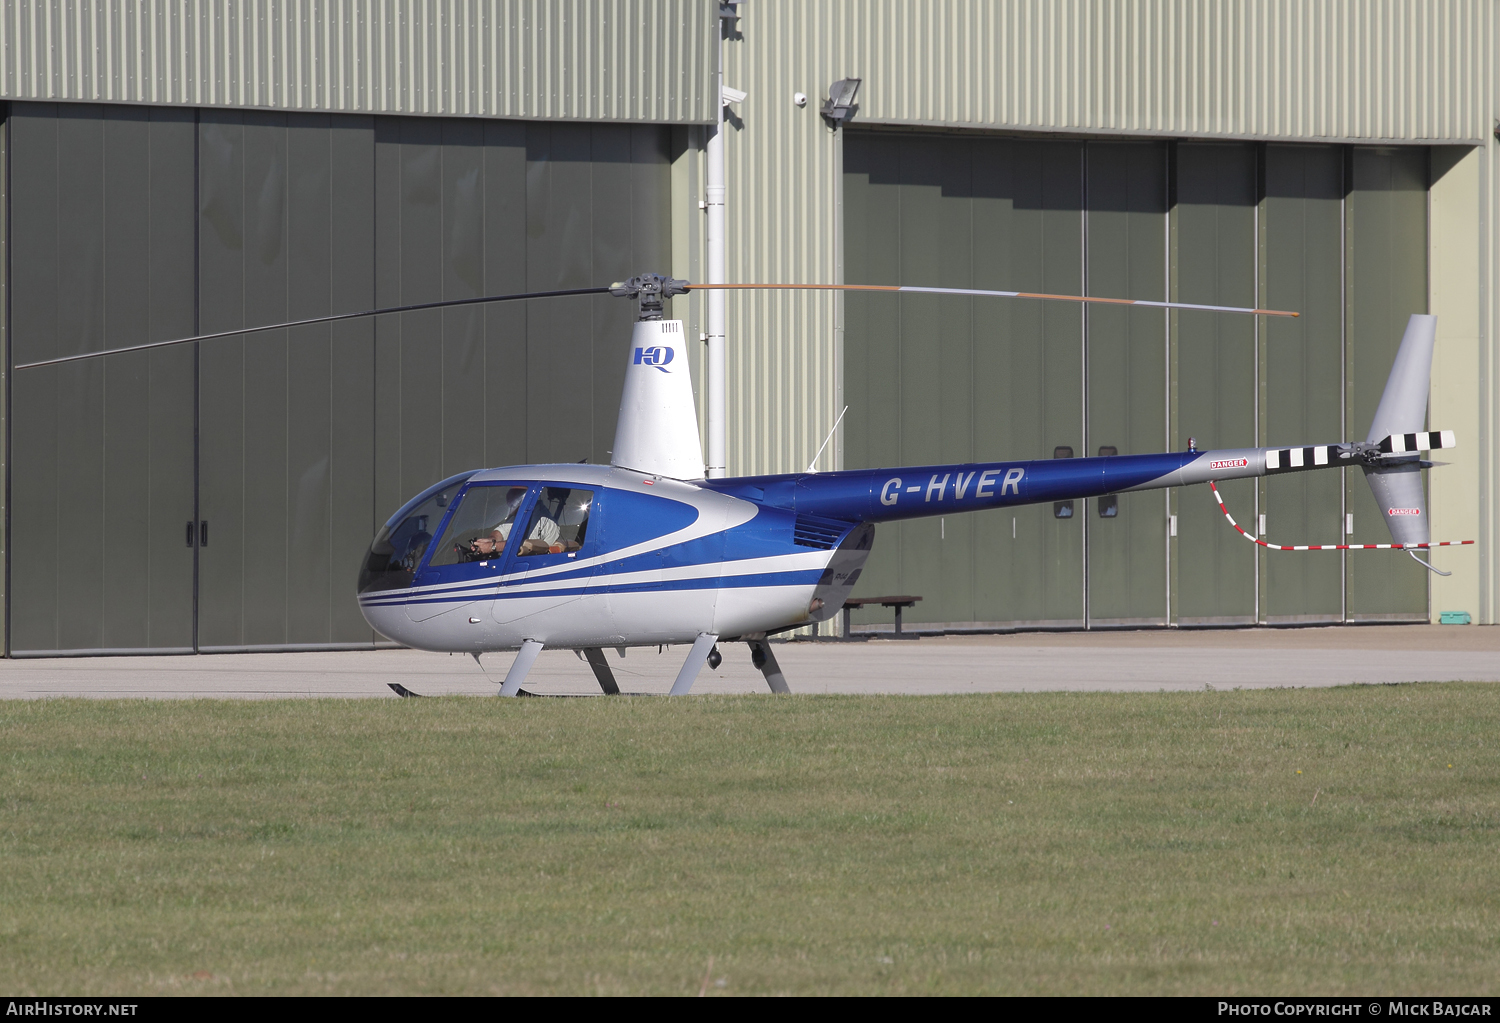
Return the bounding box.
[821,78,862,126]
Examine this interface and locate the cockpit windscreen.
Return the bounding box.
[357,471,476,594]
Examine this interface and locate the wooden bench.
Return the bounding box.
[841,595,923,640]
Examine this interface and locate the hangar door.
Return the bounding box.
[3,103,670,655]
[844,132,1428,630]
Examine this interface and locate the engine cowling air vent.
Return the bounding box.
[793,514,853,550]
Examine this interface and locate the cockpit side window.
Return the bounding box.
[428,484,532,566]
[517,488,594,557]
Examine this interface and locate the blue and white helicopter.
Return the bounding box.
[24,274,1466,696]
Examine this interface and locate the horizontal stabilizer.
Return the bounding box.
[1379,429,1455,454]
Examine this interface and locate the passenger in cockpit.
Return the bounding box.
[513,516,562,556]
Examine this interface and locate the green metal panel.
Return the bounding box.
[1259,145,1345,622]
[207,113,669,649]
[280,114,375,644]
[844,132,1084,628]
[376,115,446,506]
[435,117,490,479]
[841,133,900,482]
[7,103,196,654]
[326,118,379,640]
[890,137,954,624]
[198,111,382,649]
[1171,143,1258,624]
[373,118,670,503]
[7,107,62,651]
[0,109,6,655]
[1345,147,1429,620]
[200,111,288,647]
[107,109,199,651]
[0,105,679,655]
[1084,142,1168,624]
[196,111,251,647]
[520,123,667,467]
[479,120,531,471]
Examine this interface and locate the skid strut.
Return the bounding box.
[582,647,621,695]
[669,634,719,695]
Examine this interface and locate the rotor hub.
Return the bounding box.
[609,273,690,320]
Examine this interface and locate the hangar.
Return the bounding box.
[0,1,1494,654]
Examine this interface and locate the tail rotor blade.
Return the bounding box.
[1377,429,1456,455]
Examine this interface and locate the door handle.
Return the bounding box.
[186,521,195,548]
[199,521,208,547]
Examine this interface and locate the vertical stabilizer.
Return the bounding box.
[1365,314,1437,443]
[611,319,706,480]
[1363,314,1437,546]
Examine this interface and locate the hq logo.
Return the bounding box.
[633,346,675,373]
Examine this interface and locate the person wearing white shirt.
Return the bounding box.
[467,487,561,558]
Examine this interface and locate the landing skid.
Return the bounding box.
[390,682,601,698]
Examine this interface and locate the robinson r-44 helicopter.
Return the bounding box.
[23,274,1468,696]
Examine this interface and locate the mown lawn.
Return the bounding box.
[1,684,1497,995]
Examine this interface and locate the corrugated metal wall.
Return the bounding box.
[841,135,1431,631]
[0,0,715,123]
[714,0,1493,629]
[715,0,1493,488]
[4,102,671,654]
[839,0,1489,143]
[0,1,1493,631]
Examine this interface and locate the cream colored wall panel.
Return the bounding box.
[830,0,1488,143]
[1428,148,1481,620]
[719,1,843,477]
[0,0,714,122]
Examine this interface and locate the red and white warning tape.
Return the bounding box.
[1207,480,1474,551]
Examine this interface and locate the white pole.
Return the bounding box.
[704,22,727,478]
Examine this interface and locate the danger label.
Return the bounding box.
[1210,458,1248,470]
[1388,507,1421,516]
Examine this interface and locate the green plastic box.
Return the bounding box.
[1439,611,1472,625]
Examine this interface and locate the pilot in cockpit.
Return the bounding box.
[467,486,561,558]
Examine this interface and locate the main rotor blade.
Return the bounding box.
[14,286,612,370]
[690,283,1299,318]
[17,276,1295,372]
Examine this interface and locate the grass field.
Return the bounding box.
[1,684,1497,996]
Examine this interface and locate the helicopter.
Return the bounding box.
[21,273,1467,697]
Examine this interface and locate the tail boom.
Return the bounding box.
[710,441,1360,524]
